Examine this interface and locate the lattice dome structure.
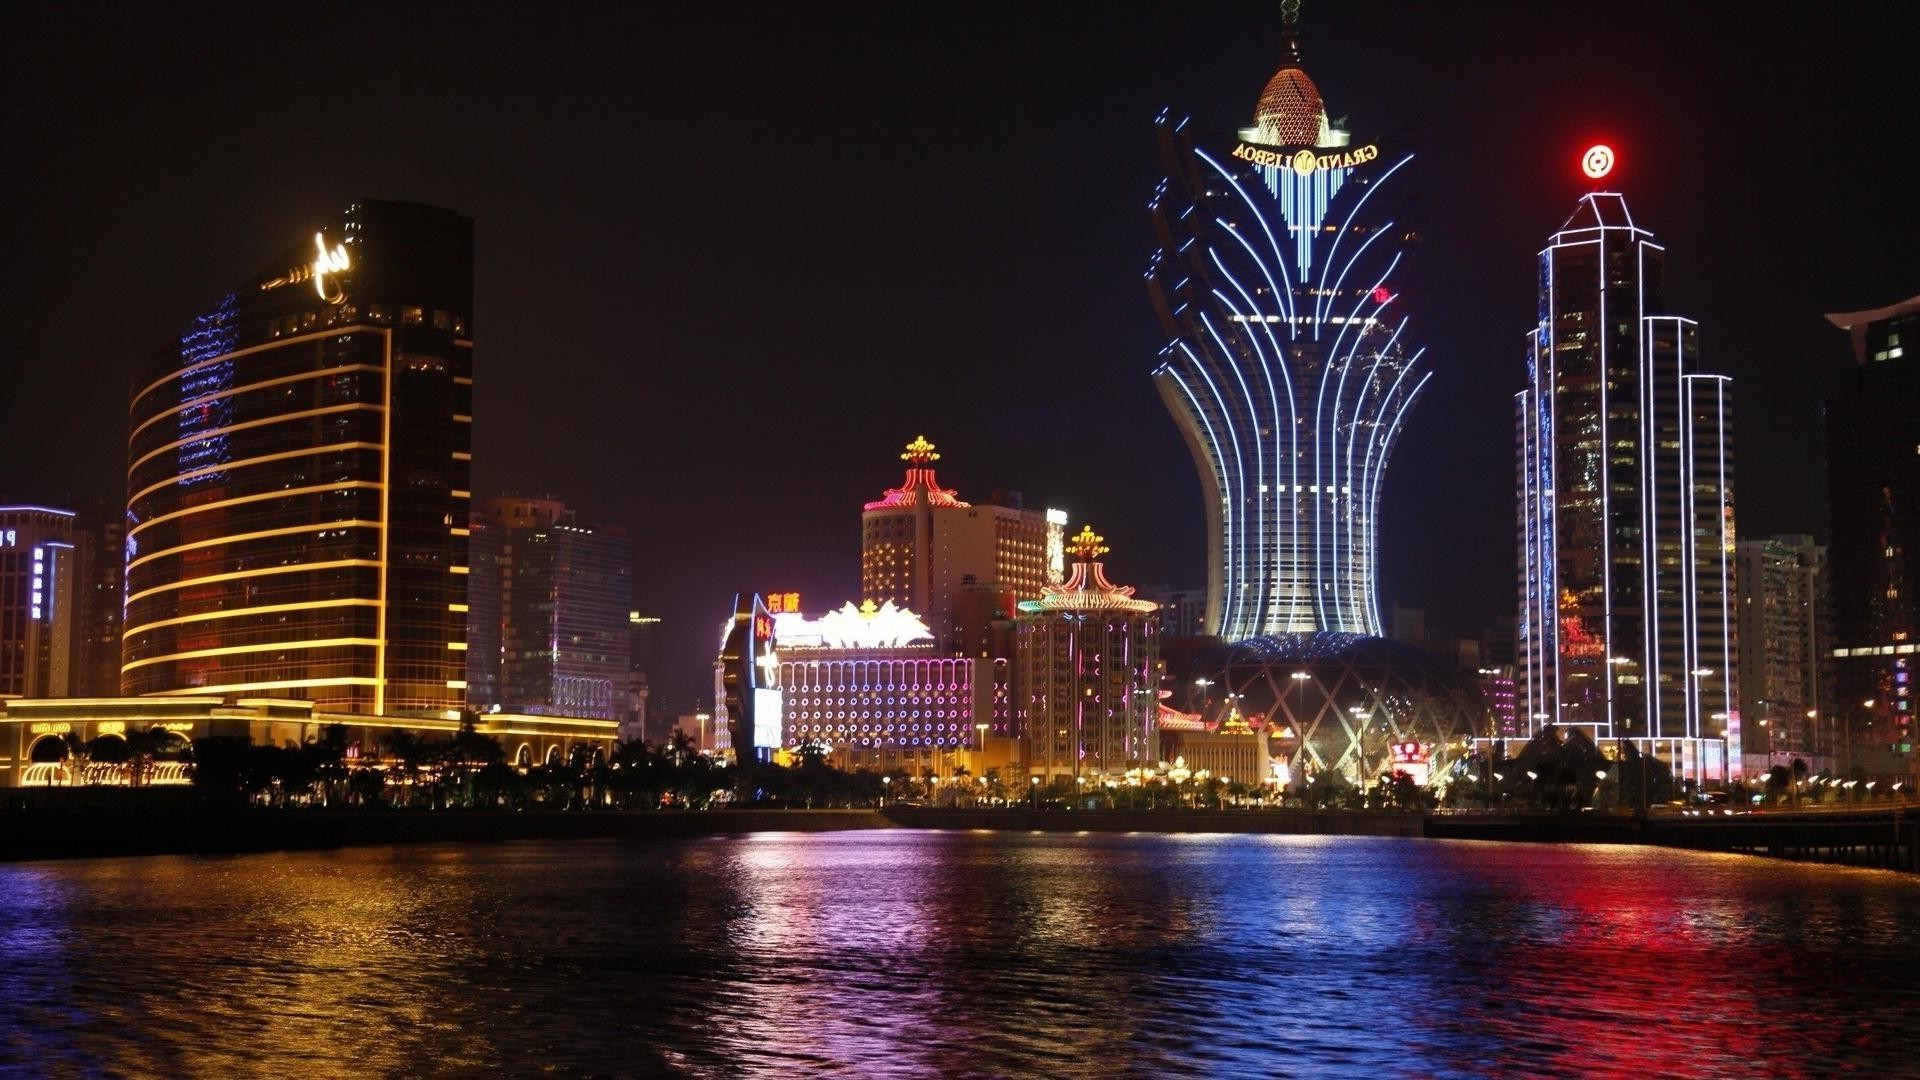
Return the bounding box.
[1201,634,1486,784]
[1253,65,1327,147]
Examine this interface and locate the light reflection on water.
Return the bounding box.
[2,832,1917,1077]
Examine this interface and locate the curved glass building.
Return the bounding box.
[1148,17,1424,641]
[123,200,473,715]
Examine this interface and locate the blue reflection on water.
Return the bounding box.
[1,832,1916,1078]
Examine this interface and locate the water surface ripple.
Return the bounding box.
[2,831,1915,1077]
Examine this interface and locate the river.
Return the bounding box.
[2,832,1915,1077]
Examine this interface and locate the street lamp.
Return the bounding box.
[1030,774,1041,810]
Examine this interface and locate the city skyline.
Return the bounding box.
[2,4,1913,708]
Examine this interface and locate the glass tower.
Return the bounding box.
[1515,192,1736,768]
[1148,18,1425,641]
[123,200,474,715]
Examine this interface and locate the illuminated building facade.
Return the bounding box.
[1734,535,1825,764]
[1824,295,1920,767]
[766,599,992,776]
[1147,12,1426,641]
[1017,527,1161,780]
[466,497,631,721]
[123,200,473,715]
[861,436,1066,649]
[1515,188,1736,779]
[0,506,78,696]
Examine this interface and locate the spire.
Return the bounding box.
[1279,0,1302,65]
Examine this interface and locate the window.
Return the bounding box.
[402,307,425,325]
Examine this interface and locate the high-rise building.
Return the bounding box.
[1515,180,1736,782]
[1017,526,1162,781]
[860,436,1065,648]
[0,506,78,696]
[467,497,631,721]
[122,200,473,716]
[1824,294,1920,768]
[1147,10,1426,641]
[0,502,123,699]
[624,612,660,742]
[1735,535,1825,765]
[71,501,125,697]
[464,512,506,708]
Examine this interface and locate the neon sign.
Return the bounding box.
[260,231,351,304]
[1581,144,1614,180]
[310,233,349,301]
[1230,140,1379,175]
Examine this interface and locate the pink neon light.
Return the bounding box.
[863,467,970,511]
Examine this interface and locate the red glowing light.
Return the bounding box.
[1370,286,1392,305]
[1581,144,1615,180]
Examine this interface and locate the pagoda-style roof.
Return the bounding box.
[1020,525,1159,614]
[864,435,970,511]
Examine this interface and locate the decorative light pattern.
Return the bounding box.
[1149,112,1424,641]
[773,599,935,650]
[1581,144,1614,180]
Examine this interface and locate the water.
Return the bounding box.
[2,831,1916,1078]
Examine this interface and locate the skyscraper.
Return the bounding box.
[1824,294,1919,767]
[1735,534,1825,764]
[860,436,1065,648]
[1515,180,1736,780]
[1147,9,1425,640]
[467,497,632,721]
[123,200,473,715]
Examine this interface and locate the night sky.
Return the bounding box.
[3,3,1913,713]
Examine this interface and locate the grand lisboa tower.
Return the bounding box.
[1148,3,1424,642]
[1148,6,1479,784]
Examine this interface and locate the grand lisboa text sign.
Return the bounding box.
[1229,140,1380,175]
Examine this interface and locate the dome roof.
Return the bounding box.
[1253,64,1326,147]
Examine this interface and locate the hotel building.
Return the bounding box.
[1515,187,1736,780]
[1017,526,1161,781]
[123,200,474,716]
[1147,11,1426,641]
[861,436,1065,650]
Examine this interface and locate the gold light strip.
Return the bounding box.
[374,334,392,715]
[146,677,379,696]
[129,363,384,442]
[127,518,382,573]
[128,481,384,538]
[130,403,382,473]
[122,637,382,674]
[125,558,381,605]
[129,444,383,506]
[123,598,378,639]
[130,325,380,409]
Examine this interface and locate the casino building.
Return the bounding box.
[1147,8,1425,641]
[123,200,474,716]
